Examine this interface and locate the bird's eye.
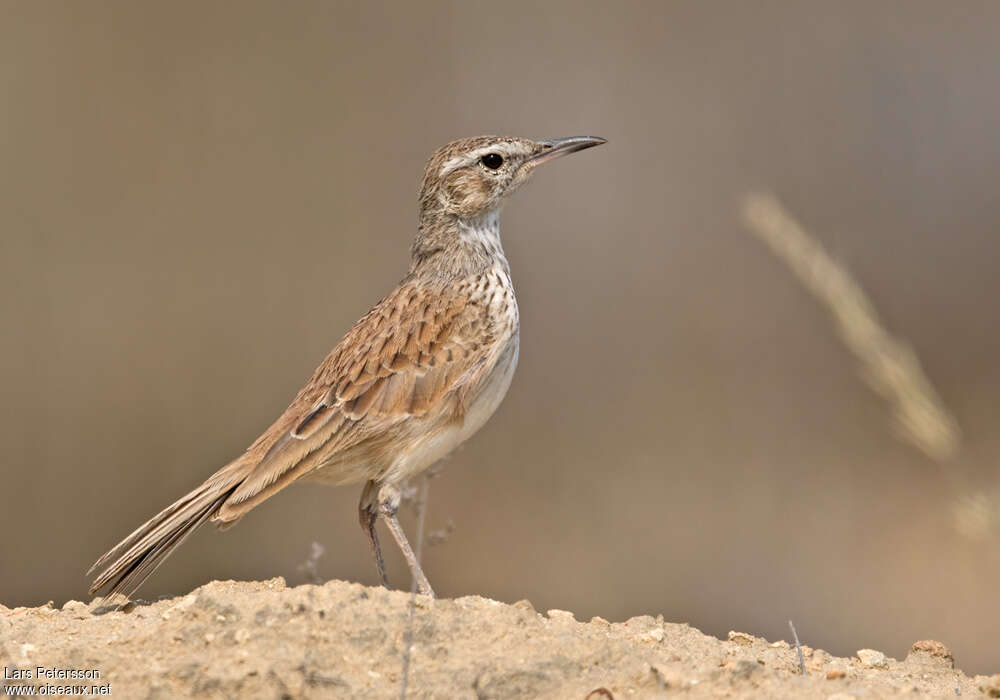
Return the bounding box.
[480,153,503,170]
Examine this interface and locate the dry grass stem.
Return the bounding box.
[741,193,961,463]
[400,474,432,699]
[788,619,806,675]
[739,194,1000,540]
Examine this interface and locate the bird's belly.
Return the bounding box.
[383,332,519,484]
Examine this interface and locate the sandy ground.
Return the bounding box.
[2,578,997,699]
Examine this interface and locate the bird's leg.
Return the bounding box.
[358,480,388,587]
[378,483,435,598]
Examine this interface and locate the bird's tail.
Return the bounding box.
[87,459,250,601]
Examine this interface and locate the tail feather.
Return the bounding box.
[87,461,248,600]
[88,486,213,578]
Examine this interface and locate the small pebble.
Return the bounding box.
[906,640,954,669]
[546,609,575,622]
[642,627,665,643]
[977,674,1000,698]
[856,649,889,669]
[728,631,756,646]
[511,599,535,613]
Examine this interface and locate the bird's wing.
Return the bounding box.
[215,278,497,520]
[88,277,498,599]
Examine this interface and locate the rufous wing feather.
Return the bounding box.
[215,280,493,521]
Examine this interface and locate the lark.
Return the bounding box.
[88,135,606,599]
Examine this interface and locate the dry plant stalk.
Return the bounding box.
[740,193,961,462]
[740,194,997,539]
[400,474,432,699]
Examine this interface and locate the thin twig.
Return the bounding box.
[297,541,325,585]
[400,476,431,699]
[788,619,806,675]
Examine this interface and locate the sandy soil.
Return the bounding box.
[2,578,996,698]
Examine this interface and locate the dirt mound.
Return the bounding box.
[1,578,995,698]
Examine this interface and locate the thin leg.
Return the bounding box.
[381,506,435,598]
[358,481,388,587]
[373,481,434,597]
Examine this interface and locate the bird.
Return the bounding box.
[87,134,606,601]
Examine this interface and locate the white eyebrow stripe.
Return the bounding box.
[438,153,474,177]
[438,143,528,177]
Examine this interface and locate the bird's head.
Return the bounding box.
[418,135,606,221]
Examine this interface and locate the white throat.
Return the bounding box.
[457,210,504,260]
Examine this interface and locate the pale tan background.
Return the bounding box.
[3,0,999,674]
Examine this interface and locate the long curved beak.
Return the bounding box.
[527,136,607,167]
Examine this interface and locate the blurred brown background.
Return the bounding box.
[3,0,999,674]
